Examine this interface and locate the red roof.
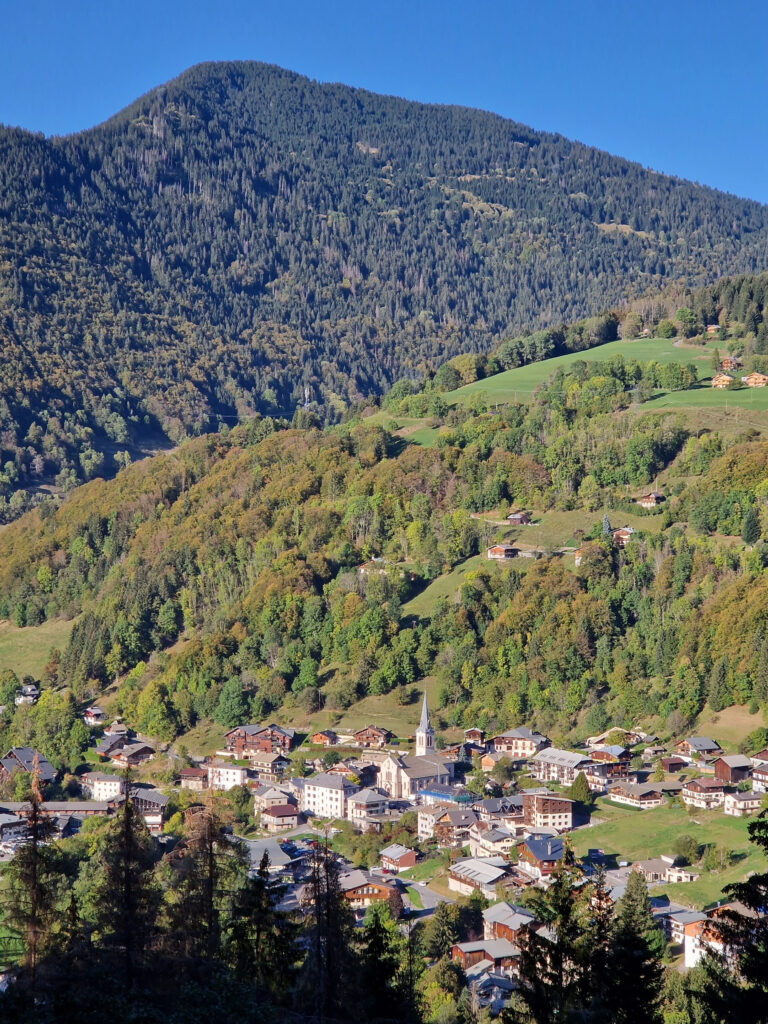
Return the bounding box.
[263,804,298,818]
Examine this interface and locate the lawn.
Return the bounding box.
[402,554,504,618]
[450,336,711,406]
[0,617,76,678]
[690,704,763,753]
[399,851,450,883]
[572,801,765,908]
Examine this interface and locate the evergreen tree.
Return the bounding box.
[516,845,592,1022]
[568,771,592,809]
[226,849,299,992]
[598,871,664,1024]
[90,787,160,988]
[742,506,761,546]
[707,656,730,712]
[424,900,459,959]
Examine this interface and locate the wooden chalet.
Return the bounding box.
[713,755,752,784]
[611,526,636,548]
[743,372,768,388]
[486,544,517,560]
[506,510,531,526]
[224,723,296,757]
[452,938,519,975]
[636,492,665,509]
[353,725,392,748]
[711,373,734,389]
[310,730,338,747]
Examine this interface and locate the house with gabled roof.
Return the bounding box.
[482,901,536,943]
[452,937,519,975]
[448,857,512,899]
[225,723,296,757]
[713,755,752,784]
[491,726,550,759]
[0,747,56,784]
[529,748,593,786]
[517,836,565,878]
[380,843,417,873]
[676,736,721,759]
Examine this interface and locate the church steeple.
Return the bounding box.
[415,690,434,757]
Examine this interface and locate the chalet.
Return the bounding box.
[310,730,338,747]
[417,804,450,841]
[249,751,290,782]
[681,777,726,810]
[589,744,631,765]
[483,902,536,943]
[130,786,168,832]
[433,807,479,848]
[82,706,106,727]
[464,727,485,746]
[752,765,768,793]
[96,735,127,759]
[609,782,665,810]
[0,747,56,784]
[81,771,125,802]
[178,766,209,791]
[380,843,417,873]
[724,790,762,817]
[252,784,295,811]
[611,526,636,548]
[587,726,643,749]
[104,720,130,739]
[474,794,524,824]
[302,773,358,819]
[468,821,516,858]
[353,725,392,748]
[207,760,249,791]
[506,510,532,526]
[14,684,39,706]
[522,791,573,831]
[486,544,517,560]
[338,869,394,909]
[633,857,675,883]
[743,371,768,388]
[529,748,593,786]
[346,787,388,823]
[491,726,549,759]
[261,804,300,832]
[518,836,565,878]
[636,492,665,509]
[720,355,742,371]
[713,754,752,785]
[750,746,768,767]
[684,902,762,970]
[111,742,154,768]
[676,736,721,759]
[379,752,451,800]
[480,750,505,772]
[711,373,734,389]
[452,938,519,975]
[224,723,296,757]
[0,812,28,842]
[660,756,688,773]
[448,857,511,899]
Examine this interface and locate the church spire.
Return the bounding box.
[419,690,431,731]
[416,690,434,756]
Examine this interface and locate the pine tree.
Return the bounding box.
[2,770,58,993]
[598,871,664,1024]
[227,848,299,992]
[516,845,592,1022]
[742,506,761,546]
[91,787,160,988]
[708,656,730,712]
[569,770,593,809]
[424,900,459,959]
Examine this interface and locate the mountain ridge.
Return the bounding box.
[2,60,768,522]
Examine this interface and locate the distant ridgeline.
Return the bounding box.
[2,59,768,519]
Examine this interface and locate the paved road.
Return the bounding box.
[401,879,453,919]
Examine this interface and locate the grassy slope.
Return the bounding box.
[449,335,768,424]
[0,618,76,678]
[572,799,765,908]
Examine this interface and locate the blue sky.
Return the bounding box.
[3,0,768,201]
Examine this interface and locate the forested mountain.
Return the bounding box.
[4,329,768,755]
[3,60,768,519]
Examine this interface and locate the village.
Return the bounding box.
[0,684,765,1016]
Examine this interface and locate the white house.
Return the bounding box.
[81,771,125,802]
[302,773,358,819]
[207,760,249,791]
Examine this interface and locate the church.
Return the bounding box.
[379,692,454,800]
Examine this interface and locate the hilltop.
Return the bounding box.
[3,61,768,519]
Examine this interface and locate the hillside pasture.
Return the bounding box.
[0,618,76,679]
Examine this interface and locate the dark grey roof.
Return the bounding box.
[523,836,565,862]
[2,747,56,782]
